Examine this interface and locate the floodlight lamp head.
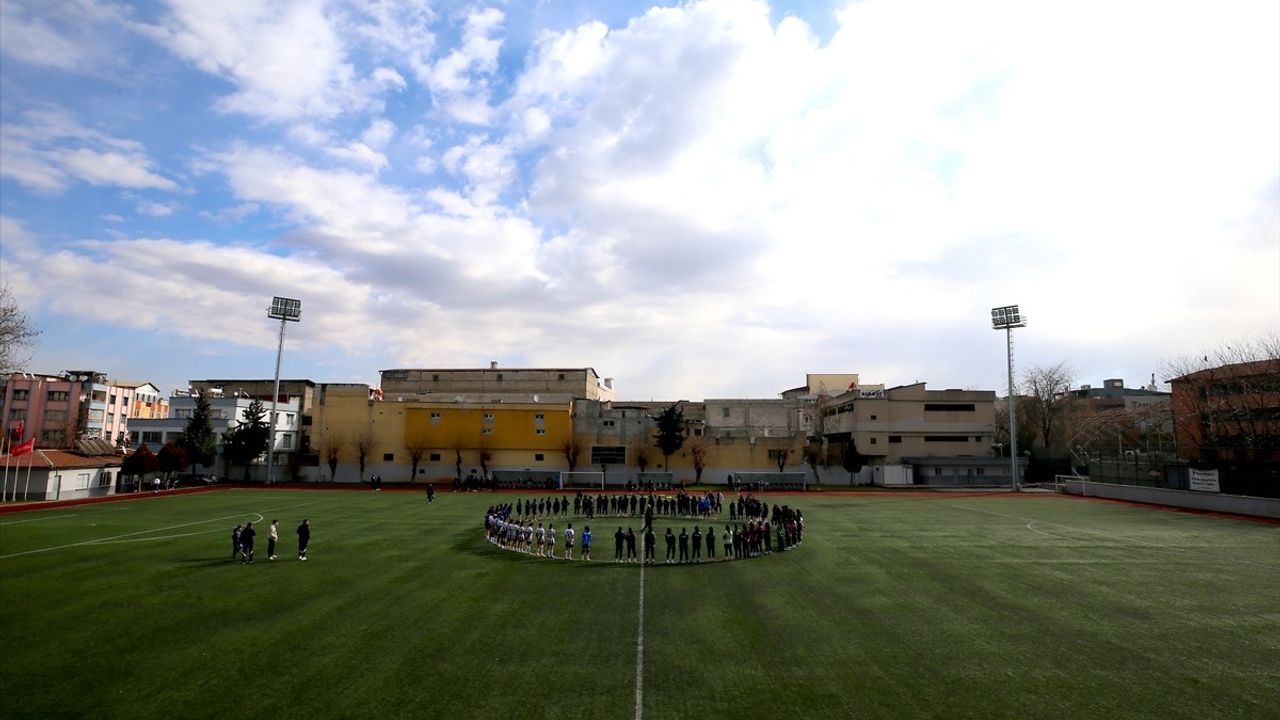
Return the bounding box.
[990,304,1026,329]
[268,296,302,322]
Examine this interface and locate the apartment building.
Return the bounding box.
[0,371,151,449]
[129,393,302,478]
[1168,358,1280,465]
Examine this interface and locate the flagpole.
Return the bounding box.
[23,446,36,501]
[1,432,9,502]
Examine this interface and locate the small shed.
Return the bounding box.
[0,449,125,502]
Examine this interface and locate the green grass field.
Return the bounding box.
[2,489,1278,719]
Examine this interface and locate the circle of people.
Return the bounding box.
[484,489,805,563]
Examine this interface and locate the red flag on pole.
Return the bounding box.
[11,421,24,441]
[11,438,35,457]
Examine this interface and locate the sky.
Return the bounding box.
[1,0,1277,402]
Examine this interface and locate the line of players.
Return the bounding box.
[484,495,804,563]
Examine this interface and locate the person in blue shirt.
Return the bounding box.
[581,526,593,561]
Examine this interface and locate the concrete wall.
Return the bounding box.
[1063,479,1280,519]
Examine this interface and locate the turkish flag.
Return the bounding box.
[10,421,23,440]
[11,438,35,457]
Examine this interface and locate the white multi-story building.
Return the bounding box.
[129,393,301,479]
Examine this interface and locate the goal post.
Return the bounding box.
[559,471,605,490]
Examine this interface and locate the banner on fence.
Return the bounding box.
[1189,468,1220,493]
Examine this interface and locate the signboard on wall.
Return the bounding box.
[1188,468,1220,493]
[591,445,625,465]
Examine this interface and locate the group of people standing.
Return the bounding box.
[231,519,311,563]
[483,493,805,564]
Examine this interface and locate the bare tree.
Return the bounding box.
[689,439,709,482]
[633,440,650,474]
[355,432,375,483]
[324,437,344,482]
[0,284,40,374]
[803,440,824,483]
[1021,361,1073,453]
[563,437,582,472]
[406,442,428,483]
[1163,335,1280,466]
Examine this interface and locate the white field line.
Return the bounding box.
[0,498,335,559]
[91,514,265,545]
[953,503,1280,570]
[0,514,76,526]
[634,562,646,720]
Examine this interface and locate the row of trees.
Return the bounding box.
[994,336,1278,466]
[120,394,273,485]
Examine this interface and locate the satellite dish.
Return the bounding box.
[532,394,540,403]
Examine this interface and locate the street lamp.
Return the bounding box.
[991,304,1026,491]
[266,297,301,484]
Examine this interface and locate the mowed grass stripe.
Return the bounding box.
[2,491,1277,719]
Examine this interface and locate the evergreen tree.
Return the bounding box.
[181,391,218,478]
[653,403,686,471]
[223,399,271,482]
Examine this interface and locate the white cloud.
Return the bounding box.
[137,201,180,217]
[0,0,130,73]
[137,0,398,122]
[360,118,396,149]
[0,107,178,192]
[423,6,505,124]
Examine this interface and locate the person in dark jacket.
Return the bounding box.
[614,527,625,563]
[297,519,311,560]
[678,527,690,563]
[240,522,256,564]
[705,525,716,560]
[691,526,702,562]
[644,527,656,564]
[625,527,637,563]
[664,528,676,563]
[231,524,242,559]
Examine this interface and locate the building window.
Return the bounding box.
[693,428,702,436]
[888,436,902,443]
[430,412,441,426]
[429,453,441,462]
[934,467,943,476]
[869,414,877,420]
[534,453,544,462]
[974,436,983,442]
[603,420,615,428]
[282,435,293,449]
[46,409,67,421]
[383,452,394,461]
[142,431,162,445]
[976,467,985,476]
[41,429,66,445]
[76,473,92,490]
[924,436,963,442]
[534,413,546,435]
[175,409,193,419]
[482,412,494,435]
[12,389,29,401]
[870,437,877,444]
[100,472,111,487]
[924,403,976,413]
[47,390,70,402]
[107,412,115,425]
[496,373,503,381]
[286,413,295,426]
[722,407,730,418]
[8,409,25,421]
[558,373,566,380]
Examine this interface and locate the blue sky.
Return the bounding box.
[2,0,1277,400]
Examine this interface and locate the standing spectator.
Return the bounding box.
[564,523,576,560]
[240,522,257,564]
[267,519,279,560]
[581,526,593,561]
[678,527,690,563]
[722,526,732,561]
[426,484,435,503]
[614,527,625,563]
[644,527,656,564]
[664,528,676,563]
[297,519,311,561]
[705,525,716,560]
[626,527,637,563]
[546,523,556,559]
[231,524,242,560]
[691,526,702,562]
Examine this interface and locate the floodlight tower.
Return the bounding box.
[266,297,302,485]
[991,305,1026,491]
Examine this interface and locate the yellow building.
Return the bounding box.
[308,383,574,482]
